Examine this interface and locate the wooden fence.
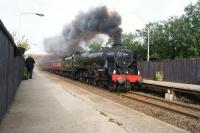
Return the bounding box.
[0,20,24,123]
[138,59,200,85]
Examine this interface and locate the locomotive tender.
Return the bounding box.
[46,44,142,92]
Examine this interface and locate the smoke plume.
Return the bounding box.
[44,6,122,55]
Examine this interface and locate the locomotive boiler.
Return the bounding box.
[48,43,143,92]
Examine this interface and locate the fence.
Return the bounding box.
[0,20,24,123]
[138,59,200,85]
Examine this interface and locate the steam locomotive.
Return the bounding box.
[45,44,142,92]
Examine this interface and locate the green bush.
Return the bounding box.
[155,71,164,81]
[23,67,28,80]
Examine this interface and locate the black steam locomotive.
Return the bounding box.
[46,44,142,92]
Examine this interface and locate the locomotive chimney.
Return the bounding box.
[113,38,121,46]
[112,31,121,47]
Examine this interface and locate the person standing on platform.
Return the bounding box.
[25,56,35,79]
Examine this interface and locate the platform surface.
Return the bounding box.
[144,79,200,92]
[0,69,188,133]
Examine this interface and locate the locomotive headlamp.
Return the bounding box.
[138,70,140,75]
[113,69,116,74]
[117,76,123,84]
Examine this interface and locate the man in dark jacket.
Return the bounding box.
[25,56,35,79]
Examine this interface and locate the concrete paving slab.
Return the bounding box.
[0,69,188,133]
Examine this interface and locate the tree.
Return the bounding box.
[121,33,146,61]
[136,0,200,60]
[183,1,200,58]
[88,42,102,51]
[106,38,113,46]
[12,32,30,50]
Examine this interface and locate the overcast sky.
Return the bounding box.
[0,0,197,53]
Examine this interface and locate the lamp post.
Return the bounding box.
[19,12,44,38]
[147,28,150,61]
[136,29,150,61]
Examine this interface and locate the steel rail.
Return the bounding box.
[130,91,200,112]
[119,92,200,120]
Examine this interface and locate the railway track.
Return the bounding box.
[119,91,200,120]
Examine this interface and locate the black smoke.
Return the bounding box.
[44,6,122,55]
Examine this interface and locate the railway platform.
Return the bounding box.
[0,69,188,133]
[143,79,200,100]
[143,79,200,92]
